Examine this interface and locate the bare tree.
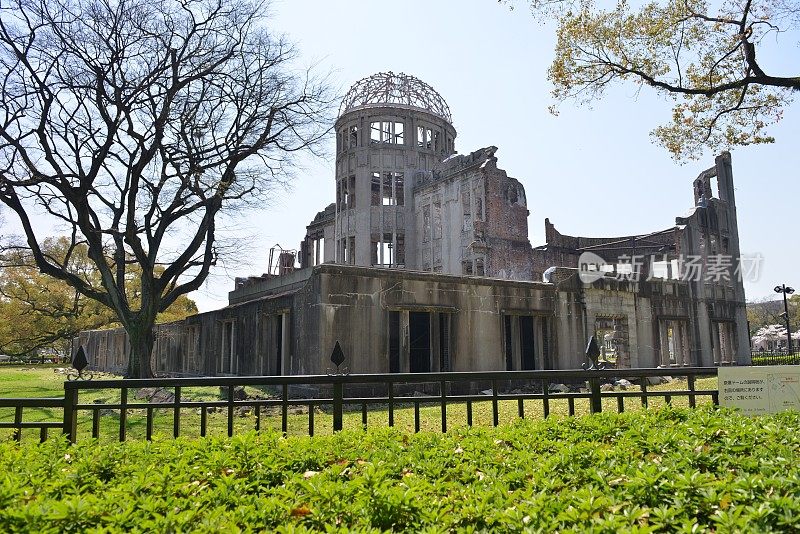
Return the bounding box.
[0,0,333,377]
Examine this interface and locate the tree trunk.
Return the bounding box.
[125,321,155,378]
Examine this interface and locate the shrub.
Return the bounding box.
[1,407,799,532]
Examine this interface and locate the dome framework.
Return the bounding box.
[339,72,452,124]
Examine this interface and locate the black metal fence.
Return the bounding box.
[751,350,800,366]
[0,398,65,441]
[1,367,719,443]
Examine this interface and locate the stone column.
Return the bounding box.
[681,322,692,366]
[659,320,671,366]
[724,323,736,364]
[712,322,722,366]
[674,322,685,366]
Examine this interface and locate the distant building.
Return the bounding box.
[78,72,751,375]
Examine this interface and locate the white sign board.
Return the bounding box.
[719,366,800,415]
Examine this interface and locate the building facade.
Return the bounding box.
[78,72,751,376]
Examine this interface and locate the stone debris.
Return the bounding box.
[134,387,175,403]
[548,383,571,394]
[614,379,633,390]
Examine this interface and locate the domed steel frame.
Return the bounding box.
[339,72,453,124]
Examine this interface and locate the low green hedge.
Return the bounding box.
[751,354,800,366]
[2,407,799,532]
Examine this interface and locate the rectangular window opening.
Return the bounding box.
[409,311,431,373]
[382,232,394,266]
[382,172,395,206]
[462,260,473,275]
[475,258,485,276]
[519,316,536,370]
[371,172,381,206]
[395,172,405,206]
[349,125,358,148]
[394,122,404,144]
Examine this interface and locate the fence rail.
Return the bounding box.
[1,367,719,443]
[0,397,65,442]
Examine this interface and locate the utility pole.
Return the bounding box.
[774,284,795,355]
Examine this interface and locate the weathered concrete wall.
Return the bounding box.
[310,265,556,373]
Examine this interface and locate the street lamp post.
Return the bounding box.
[774,284,795,355]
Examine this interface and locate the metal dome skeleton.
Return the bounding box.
[339,72,453,124]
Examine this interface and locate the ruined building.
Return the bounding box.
[79,72,751,376]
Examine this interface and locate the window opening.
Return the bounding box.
[382,172,395,205]
[370,122,381,143]
[370,121,404,144]
[519,316,536,370]
[462,260,473,275]
[371,236,379,266]
[371,172,381,206]
[382,232,394,266]
[475,258,485,276]
[409,312,431,373]
[349,125,358,148]
[395,173,404,206]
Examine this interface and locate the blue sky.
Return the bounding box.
[7,0,795,311]
[186,0,799,311]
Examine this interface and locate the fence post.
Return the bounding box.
[589,376,602,414]
[332,379,343,432]
[63,384,78,443]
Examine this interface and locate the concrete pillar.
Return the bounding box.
[674,322,684,366]
[681,322,692,366]
[712,322,722,365]
[659,320,671,366]
[724,322,735,364]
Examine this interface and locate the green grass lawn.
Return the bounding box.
[1,407,798,532]
[1,365,719,443]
